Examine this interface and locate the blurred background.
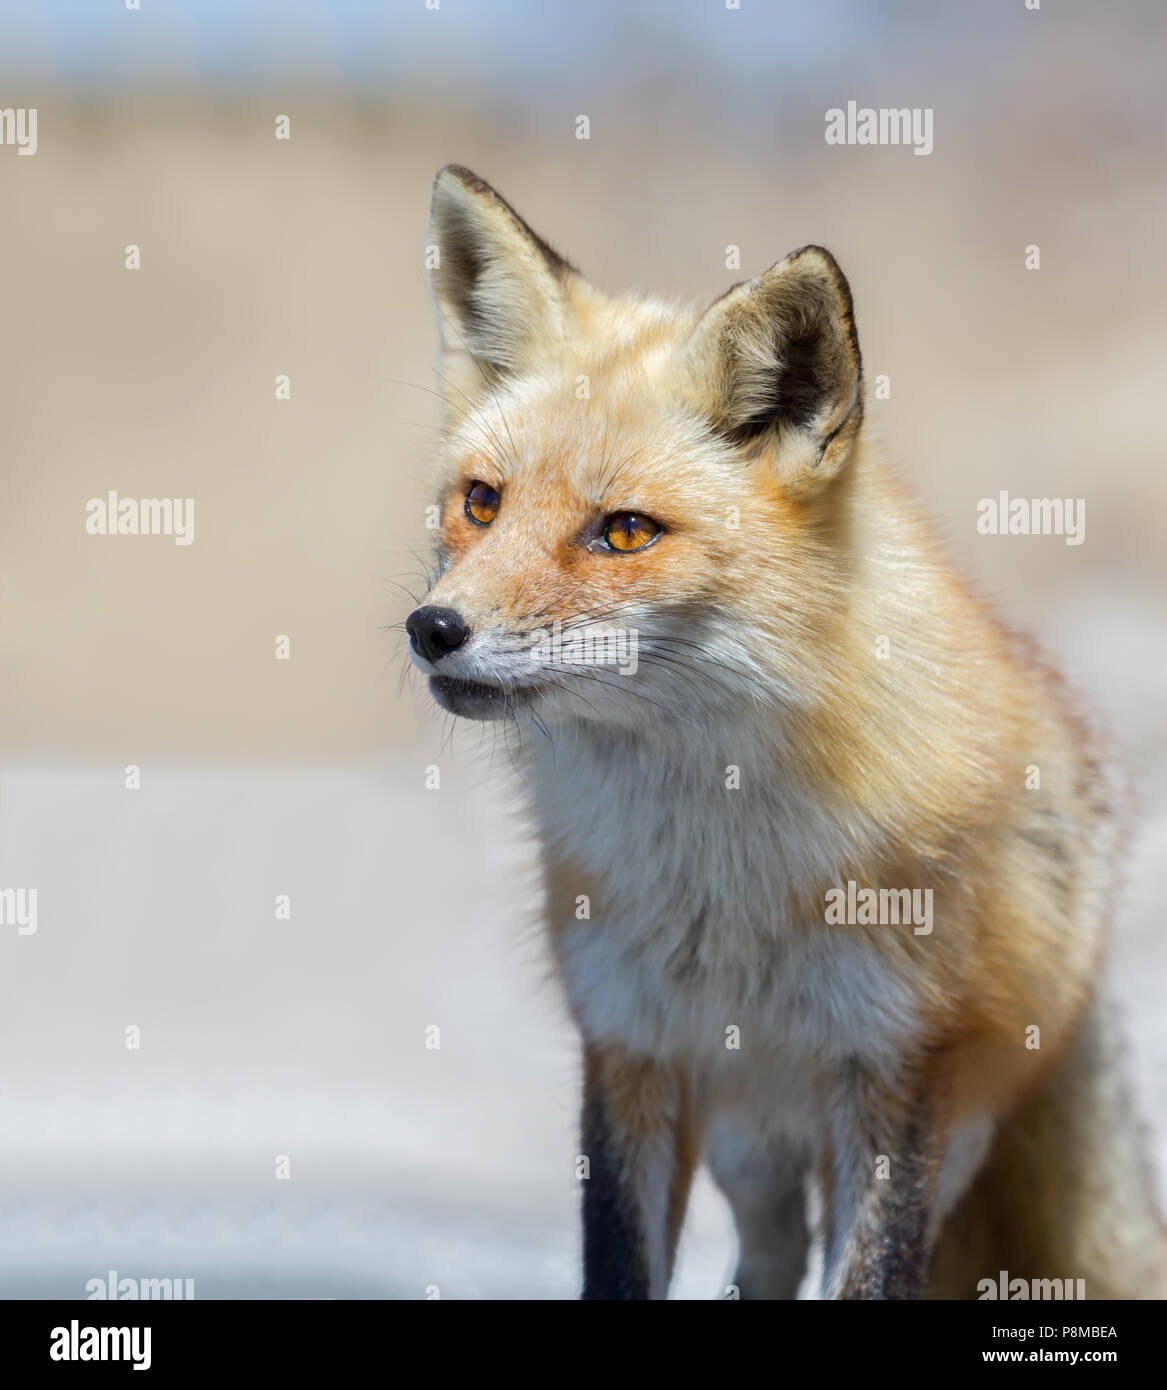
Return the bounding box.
[0,0,1164,1298]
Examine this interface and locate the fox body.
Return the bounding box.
[407,165,1166,1299]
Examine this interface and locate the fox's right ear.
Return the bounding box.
[427,165,576,417]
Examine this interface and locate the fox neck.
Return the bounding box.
[523,451,1013,881]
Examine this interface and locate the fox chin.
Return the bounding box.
[404,163,1167,1301]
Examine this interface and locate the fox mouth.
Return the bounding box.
[428,674,543,720]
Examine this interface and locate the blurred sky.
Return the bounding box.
[0,0,1112,103]
[4,2,911,92]
[6,2,1164,166]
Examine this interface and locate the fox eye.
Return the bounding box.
[465,481,500,526]
[602,512,661,553]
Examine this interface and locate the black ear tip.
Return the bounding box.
[785,243,846,280]
[437,163,474,182]
[430,167,578,282]
[783,245,856,322]
[435,164,491,196]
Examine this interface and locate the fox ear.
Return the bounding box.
[682,246,863,494]
[428,165,576,412]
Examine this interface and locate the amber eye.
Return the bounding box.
[465,481,500,526]
[603,512,661,553]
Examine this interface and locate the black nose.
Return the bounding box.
[407,605,470,664]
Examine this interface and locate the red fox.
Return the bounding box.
[406,164,1167,1299]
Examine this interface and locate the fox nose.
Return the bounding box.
[407,605,471,664]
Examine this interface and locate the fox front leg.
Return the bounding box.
[818,1063,949,1300]
[579,1043,701,1300]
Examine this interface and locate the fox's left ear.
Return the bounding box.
[427,165,577,417]
[681,246,863,495]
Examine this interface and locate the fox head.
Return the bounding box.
[407,165,864,730]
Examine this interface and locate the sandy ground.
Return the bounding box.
[0,752,1162,1299]
[0,760,738,1298]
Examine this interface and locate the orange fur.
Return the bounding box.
[410,166,1167,1299]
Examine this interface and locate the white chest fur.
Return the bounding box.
[529,727,922,1122]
